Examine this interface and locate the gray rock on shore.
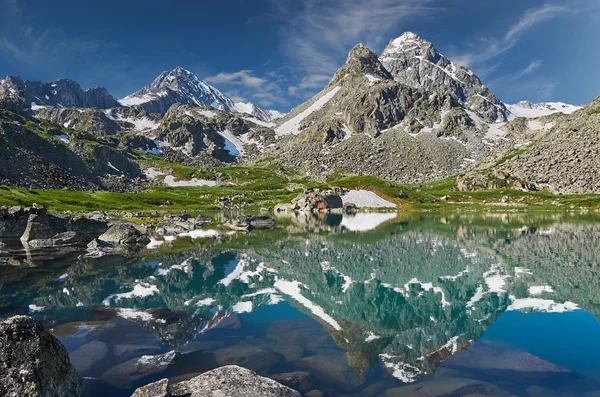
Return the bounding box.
[0,316,83,397]
[132,365,301,397]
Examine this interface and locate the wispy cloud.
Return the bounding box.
[206,69,289,108]
[517,60,543,78]
[453,4,571,68]
[0,0,118,75]
[268,0,441,99]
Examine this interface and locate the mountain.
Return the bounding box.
[506,100,581,118]
[380,32,508,123]
[267,42,492,183]
[120,67,281,122]
[0,76,120,112]
[119,66,235,113]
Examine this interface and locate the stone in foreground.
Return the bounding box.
[0,315,83,397]
[132,365,301,397]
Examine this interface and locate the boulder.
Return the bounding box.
[0,315,83,397]
[155,215,213,236]
[132,365,301,397]
[271,372,315,393]
[101,350,180,389]
[214,343,284,372]
[289,189,346,213]
[132,378,170,397]
[0,204,47,238]
[97,223,150,246]
[19,212,108,247]
[229,216,276,231]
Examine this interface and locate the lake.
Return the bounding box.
[1,211,600,396]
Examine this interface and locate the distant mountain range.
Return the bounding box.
[0,66,283,122]
[0,32,596,194]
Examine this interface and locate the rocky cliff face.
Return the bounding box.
[0,76,120,111]
[380,32,508,123]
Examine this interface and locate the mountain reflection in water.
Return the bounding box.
[1,212,600,396]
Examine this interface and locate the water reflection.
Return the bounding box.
[1,212,600,396]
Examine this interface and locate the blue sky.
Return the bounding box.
[1,0,599,111]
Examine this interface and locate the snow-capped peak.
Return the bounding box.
[506,101,581,119]
[120,66,284,121]
[384,32,428,54]
[120,66,235,112]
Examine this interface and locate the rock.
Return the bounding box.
[0,204,48,238]
[214,343,284,372]
[19,212,108,247]
[97,223,150,246]
[274,203,294,213]
[169,365,301,397]
[69,340,109,374]
[132,378,170,397]
[155,215,213,236]
[289,190,344,213]
[0,315,83,397]
[101,350,180,389]
[294,350,365,391]
[112,344,162,362]
[20,213,70,246]
[229,216,276,231]
[271,372,315,393]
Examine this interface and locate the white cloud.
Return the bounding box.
[206,69,289,108]
[269,0,440,98]
[517,60,543,78]
[453,4,571,68]
[274,0,439,72]
[205,70,267,89]
[505,5,567,42]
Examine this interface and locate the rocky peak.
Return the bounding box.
[380,32,508,123]
[0,75,120,110]
[330,43,393,86]
[121,66,236,114]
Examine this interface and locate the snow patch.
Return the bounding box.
[341,190,397,208]
[178,229,219,239]
[275,86,341,136]
[163,175,217,187]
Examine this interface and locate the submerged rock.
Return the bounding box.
[132,365,301,397]
[0,315,83,397]
[101,350,180,389]
[228,216,276,231]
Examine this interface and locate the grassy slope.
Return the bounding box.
[1,171,599,214]
[1,108,598,214]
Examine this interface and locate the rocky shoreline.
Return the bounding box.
[0,316,301,397]
[0,204,281,261]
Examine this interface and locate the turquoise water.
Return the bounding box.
[1,212,600,396]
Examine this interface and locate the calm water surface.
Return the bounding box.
[1,212,600,396]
